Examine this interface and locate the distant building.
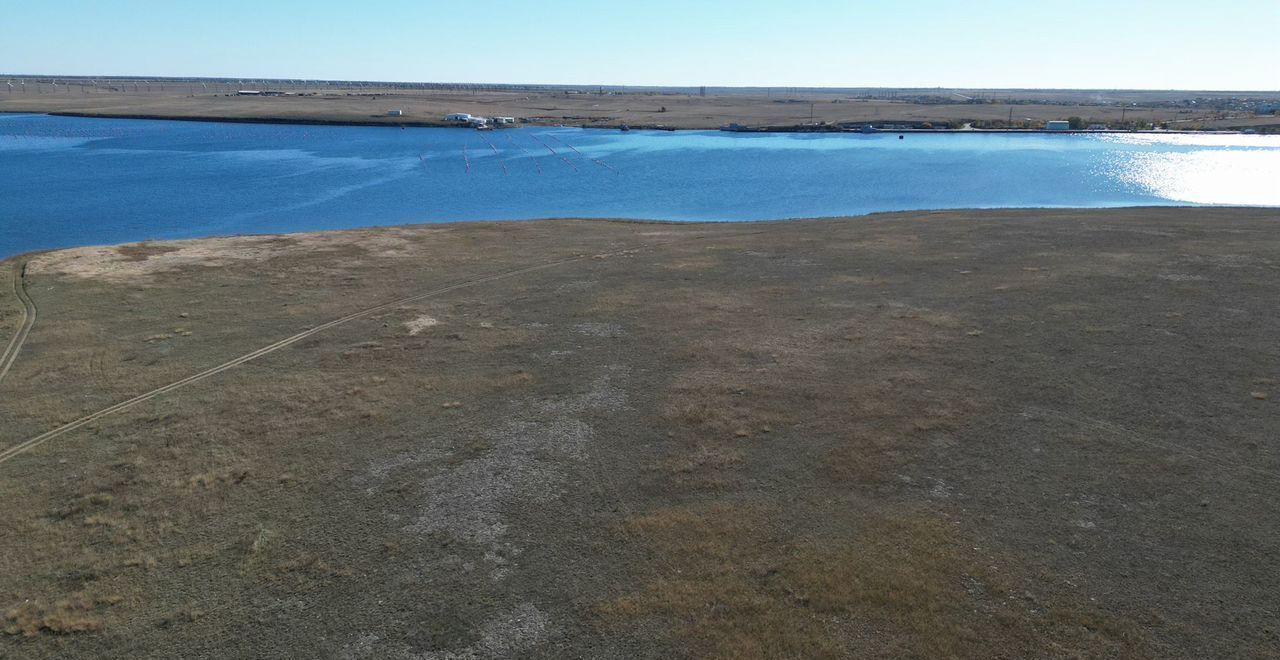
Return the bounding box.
[445,113,472,122]
[1046,120,1071,131]
[493,116,515,125]
[387,109,403,117]
[466,116,489,127]
[1087,123,1107,131]
[237,90,261,96]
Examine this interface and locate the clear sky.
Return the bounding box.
[2,0,1278,90]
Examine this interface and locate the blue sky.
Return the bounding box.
[2,0,1277,89]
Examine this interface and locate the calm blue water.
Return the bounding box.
[3,113,1279,257]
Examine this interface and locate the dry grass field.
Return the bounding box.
[1,209,1279,658]
[0,86,1257,130]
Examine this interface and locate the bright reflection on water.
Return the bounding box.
[1096,132,1280,206]
[1112,150,1280,206]
[2,114,1279,257]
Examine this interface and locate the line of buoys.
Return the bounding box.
[546,133,618,174]
[477,133,509,175]
[503,133,543,175]
[530,133,578,172]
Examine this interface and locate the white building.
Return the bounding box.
[387,109,403,117]
[445,113,472,122]
[493,116,515,125]
[1046,120,1071,131]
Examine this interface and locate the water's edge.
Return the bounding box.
[0,205,1239,262]
[2,110,1237,135]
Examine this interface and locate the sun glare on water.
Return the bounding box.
[1100,133,1280,206]
[1116,150,1280,206]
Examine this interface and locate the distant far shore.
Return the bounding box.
[3,110,1251,135]
[3,83,1277,133]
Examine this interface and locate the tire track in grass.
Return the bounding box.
[0,258,37,389]
[0,228,772,467]
[0,255,589,465]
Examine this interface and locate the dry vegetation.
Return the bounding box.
[599,504,1147,658]
[1,209,1278,658]
[0,86,1256,130]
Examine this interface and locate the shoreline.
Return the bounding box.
[5,84,1276,133]
[10,110,1246,134]
[3,205,1268,264]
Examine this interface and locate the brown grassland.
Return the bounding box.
[1,209,1278,658]
[4,86,1276,131]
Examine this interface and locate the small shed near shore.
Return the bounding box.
[1046,120,1071,131]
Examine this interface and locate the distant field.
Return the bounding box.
[2,208,1278,658]
[4,82,1277,130]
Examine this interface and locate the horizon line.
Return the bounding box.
[2,73,1278,95]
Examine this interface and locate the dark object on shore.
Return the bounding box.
[620,124,630,132]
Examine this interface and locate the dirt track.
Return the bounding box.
[1,209,1278,658]
[0,259,36,388]
[0,255,592,465]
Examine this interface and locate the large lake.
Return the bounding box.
[3,113,1279,257]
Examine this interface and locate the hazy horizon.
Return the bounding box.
[2,0,1277,91]
[2,73,1279,95]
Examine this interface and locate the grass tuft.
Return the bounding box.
[599,503,1149,658]
[3,593,118,637]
